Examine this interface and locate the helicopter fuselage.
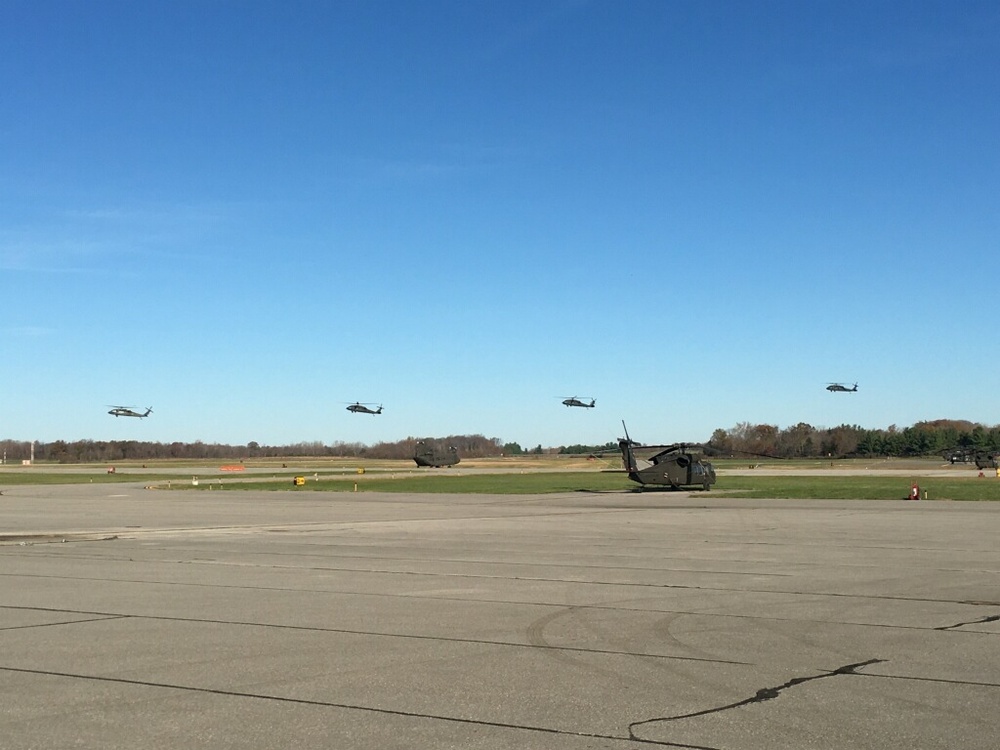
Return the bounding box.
[108,406,152,418]
[413,442,460,468]
[618,428,716,490]
[347,403,382,414]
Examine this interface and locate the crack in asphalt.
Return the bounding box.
[936,613,1000,631]
[0,604,748,667]
[0,615,127,631]
[1,664,700,748]
[628,658,884,743]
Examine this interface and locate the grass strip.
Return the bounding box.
[0,472,181,486]
[160,472,1000,500]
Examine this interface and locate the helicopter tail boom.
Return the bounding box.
[618,421,641,480]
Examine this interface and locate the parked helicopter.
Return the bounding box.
[413,441,460,468]
[826,383,858,392]
[943,447,999,470]
[107,406,153,418]
[618,422,716,490]
[346,402,382,415]
[561,397,596,408]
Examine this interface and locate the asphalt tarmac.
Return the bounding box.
[2,482,998,749]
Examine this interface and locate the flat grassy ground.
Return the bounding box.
[158,472,1000,500]
[4,457,999,500]
[713,475,1000,501]
[0,471,181,486]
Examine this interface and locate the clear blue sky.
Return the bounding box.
[3,1,998,448]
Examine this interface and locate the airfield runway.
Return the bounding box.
[2,481,998,749]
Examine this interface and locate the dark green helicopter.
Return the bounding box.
[413,440,460,468]
[618,422,717,490]
[346,402,382,415]
[942,447,999,470]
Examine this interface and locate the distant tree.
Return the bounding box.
[855,429,884,456]
[987,427,1000,451]
[969,425,987,449]
[708,429,732,453]
[821,425,860,457]
[775,422,816,458]
[0,440,31,462]
[559,442,617,455]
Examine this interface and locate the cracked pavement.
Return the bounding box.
[2,483,998,748]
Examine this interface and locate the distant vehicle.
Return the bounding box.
[561,396,595,408]
[346,402,382,415]
[943,447,999,470]
[107,406,153,418]
[413,441,460,468]
[975,452,999,470]
[826,383,858,392]
[618,422,716,490]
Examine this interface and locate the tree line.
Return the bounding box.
[706,419,1000,458]
[0,435,506,464]
[1,420,997,464]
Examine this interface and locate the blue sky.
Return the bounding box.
[3,0,998,448]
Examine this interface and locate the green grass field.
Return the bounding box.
[0,472,181,486]
[141,471,634,494]
[714,475,1000,501]
[149,471,1000,500]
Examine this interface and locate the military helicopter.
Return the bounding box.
[346,402,382,415]
[107,406,153,418]
[618,422,716,491]
[943,447,999,470]
[413,441,460,468]
[826,383,858,392]
[561,396,596,408]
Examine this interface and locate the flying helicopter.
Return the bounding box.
[346,402,382,415]
[413,441,460,468]
[107,406,153,418]
[618,422,716,491]
[561,397,596,408]
[826,383,858,392]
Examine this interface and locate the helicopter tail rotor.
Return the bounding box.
[619,421,641,476]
